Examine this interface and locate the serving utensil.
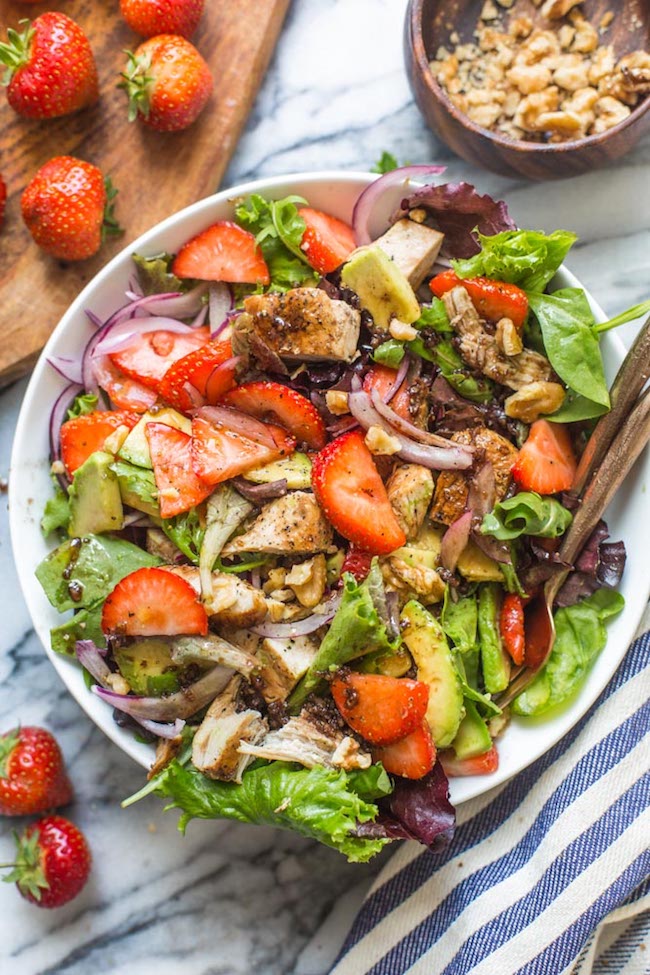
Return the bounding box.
[497,321,650,707]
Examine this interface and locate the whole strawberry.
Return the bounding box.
[0,13,98,120]
[21,156,122,261]
[3,816,91,908]
[120,0,205,39]
[119,34,213,132]
[0,727,73,816]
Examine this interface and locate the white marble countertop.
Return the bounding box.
[1,1,649,972]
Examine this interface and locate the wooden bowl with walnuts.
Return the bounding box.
[405,0,650,179]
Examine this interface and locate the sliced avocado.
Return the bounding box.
[112,460,160,517]
[68,451,124,538]
[451,700,493,760]
[113,638,180,696]
[478,584,511,694]
[118,408,191,469]
[358,645,413,678]
[457,540,504,583]
[340,246,421,329]
[401,600,465,747]
[243,452,312,489]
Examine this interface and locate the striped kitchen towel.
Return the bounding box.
[331,615,650,975]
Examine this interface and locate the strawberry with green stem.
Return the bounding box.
[21,156,123,261]
[120,0,206,40]
[0,727,73,817]
[0,13,98,120]
[119,34,213,132]
[1,816,91,908]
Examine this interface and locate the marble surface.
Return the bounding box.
[1,0,649,972]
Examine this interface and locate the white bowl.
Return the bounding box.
[9,171,650,807]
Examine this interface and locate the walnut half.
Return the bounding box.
[504,381,566,423]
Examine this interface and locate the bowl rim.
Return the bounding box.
[9,168,650,809]
[407,0,650,155]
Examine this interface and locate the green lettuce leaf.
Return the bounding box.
[422,339,494,403]
[513,589,625,716]
[289,561,400,709]
[372,339,405,368]
[371,151,399,174]
[161,507,205,563]
[481,492,573,541]
[235,194,317,292]
[453,229,577,292]
[35,534,161,613]
[67,392,98,420]
[415,298,453,333]
[527,288,610,410]
[130,759,392,862]
[41,484,70,536]
[132,252,185,295]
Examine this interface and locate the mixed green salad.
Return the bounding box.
[35,166,648,860]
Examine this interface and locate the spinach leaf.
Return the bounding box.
[513,589,624,716]
[289,561,399,709]
[481,492,573,541]
[235,194,317,292]
[35,535,161,613]
[527,288,610,410]
[453,229,576,292]
[371,151,400,174]
[50,604,105,656]
[132,252,185,295]
[594,298,650,334]
[415,298,452,333]
[419,339,494,403]
[126,759,392,863]
[547,391,610,424]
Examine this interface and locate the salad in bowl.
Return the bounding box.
[12,168,650,862]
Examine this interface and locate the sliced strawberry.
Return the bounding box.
[191,411,295,486]
[430,270,529,330]
[92,356,158,412]
[331,673,429,746]
[373,722,436,780]
[60,410,139,476]
[341,546,373,582]
[311,430,406,555]
[500,592,525,666]
[172,221,270,284]
[219,381,326,450]
[511,420,576,495]
[146,422,213,518]
[439,744,499,777]
[109,327,210,391]
[158,338,235,413]
[298,206,357,274]
[101,567,208,636]
[363,365,411,421]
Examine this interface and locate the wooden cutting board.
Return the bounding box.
[0,0,290,387]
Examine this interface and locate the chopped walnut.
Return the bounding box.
[569,12,598,54]
[504,381,566,422]
[325,390,349,415]
[592,95,631,133]
[540,0,583,19]
[389,319,419,341]
[507,62,552,94]
[552,54,589,92]
[364,425,401,456]
[285,555,327,608]
[495,317,523,356]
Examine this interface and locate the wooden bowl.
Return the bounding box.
[405,0,650,180]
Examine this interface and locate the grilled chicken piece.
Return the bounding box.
[163,565,268,627]
[257,636,319,703]
[241,288,361,362]
[221,492,333,556]
[192,677,267,782]
[386,464,434,540]
[430,426,518,526]
[169,634,258,676]
[443,286,552,390]
[238,713,371,771]
[374,219,444,289]
[382,558,446,606]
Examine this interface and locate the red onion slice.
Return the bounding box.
[137,717,186,739]
[440,511,473,572]
[47,355,83,385]
[352,165,447,245]
[370,388,471,451]
[230,476,288,501]
[209,283,234,337]
[196,405,285,449]
[347,390,473,471]
[75,640,111,685]
[251,592,342,638]
[139,283,208,319]
[49,382,83,467]
[467,462,496,519]
[93,316,196,357]
[384,352,411,404]
[92,663,234,721]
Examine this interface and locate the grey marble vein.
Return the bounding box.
[1,0,649,971]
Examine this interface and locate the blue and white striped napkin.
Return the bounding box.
[332,612,650,975]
